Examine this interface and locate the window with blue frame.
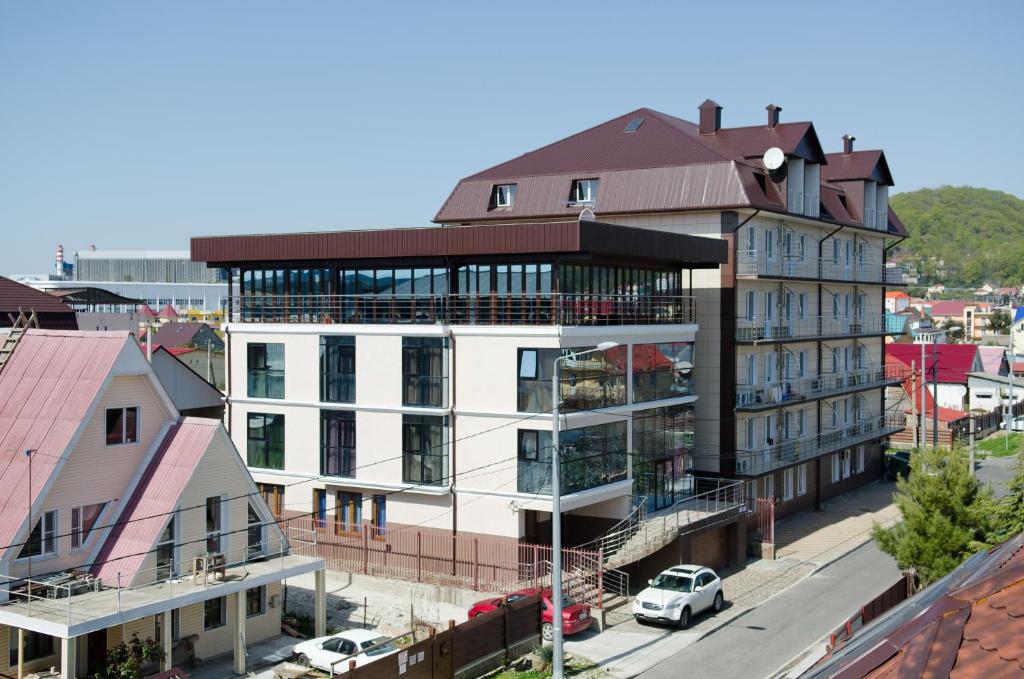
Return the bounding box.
[371,495,386,537]
[313,489,327,529]
[335,491,362,535]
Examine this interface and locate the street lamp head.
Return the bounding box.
[596,341,619,351]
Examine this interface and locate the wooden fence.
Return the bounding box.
[330,594,543,679]
[281,516,603,603]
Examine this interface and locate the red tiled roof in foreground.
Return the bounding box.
[0,330,130,560]
[811,535,1024,678]
[92,418,218,585]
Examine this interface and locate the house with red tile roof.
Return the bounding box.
[0,330,323,678]
[886,344,982,411]
[804,533,1024,678]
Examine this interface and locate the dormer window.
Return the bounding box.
[570,179,598,205]
[489,184,517,209]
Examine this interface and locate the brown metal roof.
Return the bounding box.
[435,105,895,233]
[822,150,894,185]
[191,219,727,267]
[0,276,78,329]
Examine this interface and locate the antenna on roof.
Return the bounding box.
[579,208,596,222]
[763,147,785,171]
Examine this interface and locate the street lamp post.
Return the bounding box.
[551,341,618,679]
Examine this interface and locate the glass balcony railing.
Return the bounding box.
[736,250,907,286]
[735,414,906,476]
[736,314,907,342]
[230,293,696,326]
[736,365,908,410]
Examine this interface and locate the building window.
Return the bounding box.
[258,483,285,518]
[9,631,55,667]
[320,336,355,403]
[856,446,866,473]
[783,468,794,501]
[320,410,355,477]
[633,342,695,403]
[206,496,223,554]
[156,514,176,579]
[106,406,139,445]
[247,413,285,470]
[402,337,445,407]
[402,415,448,485]
[204,596,227,630]
[371,495,386,537]
[314,489,328,529]
[831,454,841,483]
[18,510,57,559]
[797,463,807,496]
[841,449,852,478]
[247,343,285,399]
[489,184,517,209]
[517,429,553,493]
[247,504,264,558]
[247,586,267,617]
[71,502,107,550]
[336,492,362,535]
[569,179,598,205]
[518,346,625,413]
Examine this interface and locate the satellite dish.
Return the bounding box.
[579,208,596,222]
[763,147,785,171]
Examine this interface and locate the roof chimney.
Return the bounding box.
[766,104,781,129]
[698,99,722,135]
[842,134,855,155]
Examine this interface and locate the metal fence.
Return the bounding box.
[230,293,696,326]
[329,594,543,679]
[281,517,604,605]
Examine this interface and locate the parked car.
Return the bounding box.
[632,565,724,629]
[999,416,1024,432]
[293,629,398,672]
[885,449,912,480]
[468,587,592,640]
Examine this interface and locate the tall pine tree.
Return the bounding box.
[873,447,996,585]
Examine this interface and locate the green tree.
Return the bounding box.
[873,447,996,585]
[940,318,964,343]
[992,458,1024,541]
[987,309,1012,333]
[97,635,165,679]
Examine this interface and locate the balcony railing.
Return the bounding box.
[736,365,908,410]
[736,314,907,342]
[230,293,696,326]
[735,414,906,476]
[736,250,907,286]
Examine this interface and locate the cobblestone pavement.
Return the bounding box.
[774,480,899,564]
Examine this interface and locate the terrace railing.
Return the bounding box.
[230,293,696,326]
[736,365,908,410]
[736,250,907,286]
[736,314,907,342]
[735,414,906,476]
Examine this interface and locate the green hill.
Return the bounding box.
[890,186,1024,288]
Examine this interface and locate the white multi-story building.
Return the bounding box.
[192,221,726,546]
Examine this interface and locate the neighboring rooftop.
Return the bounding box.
[148,321,220,349]
[887,344,982,385]
[806,534,1024,678]
[0,276,78,329]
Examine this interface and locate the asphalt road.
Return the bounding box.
[976,453,1021,497]
[637,542,900,679]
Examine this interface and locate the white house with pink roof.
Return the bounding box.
[0,330,324,678]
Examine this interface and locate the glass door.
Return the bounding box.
[654,459,674,510]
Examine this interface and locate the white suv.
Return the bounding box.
[632,565,724,628]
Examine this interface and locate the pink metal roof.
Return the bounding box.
[887,344,981,385]
[0,330,129,560]
[977,346,1007,375]
[92,418,218,585]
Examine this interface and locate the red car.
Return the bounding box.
[467,588,593,640]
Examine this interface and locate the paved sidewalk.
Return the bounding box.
[190,635,297,679]
[774,480,899,565]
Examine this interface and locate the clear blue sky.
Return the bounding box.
[1,1,1021,274]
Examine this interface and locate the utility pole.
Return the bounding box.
[1008,319,1015,452]
[920,337,927,449]
[968,416,976,477]
[911,360,918,448]
[25,449,32,615]
[932,335,939,449]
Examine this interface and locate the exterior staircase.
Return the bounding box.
[580,478,748,571]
